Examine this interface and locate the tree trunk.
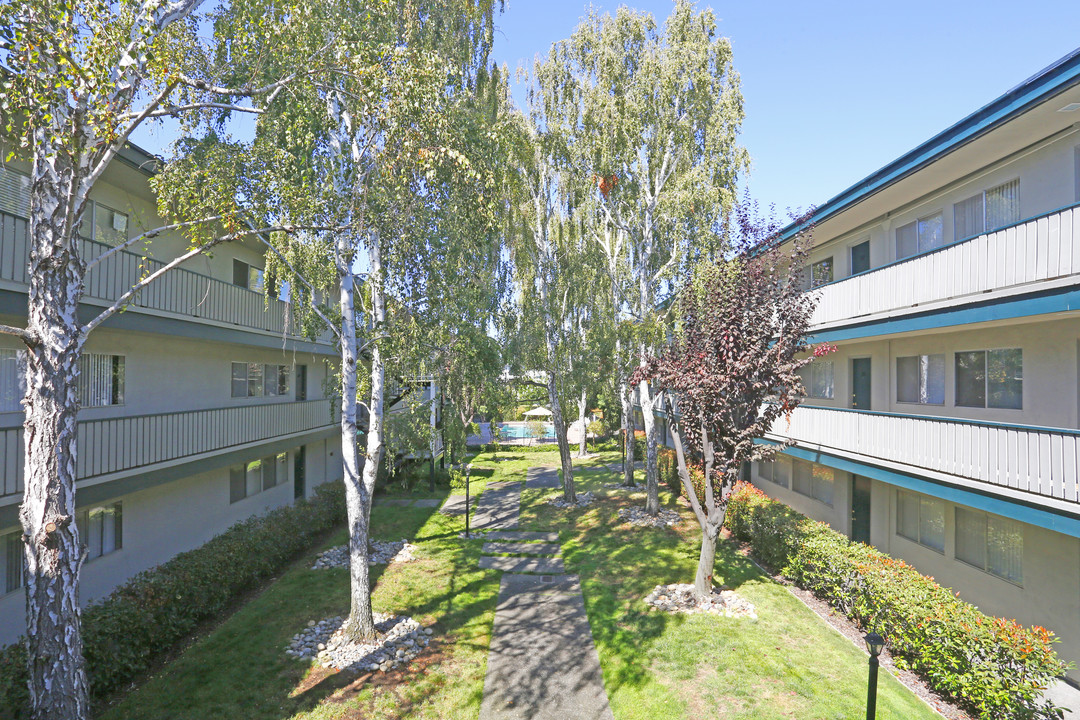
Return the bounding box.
[693,522,720,601]
[20,152,92,720]
[576,388,588,457]
[341,238,383,643]
[620,381,635,487]
[547,370,576,503]
[638,377,660,515]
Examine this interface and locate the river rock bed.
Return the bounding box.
[644,583,758,619]
[547,491,595,508]
[618,506,680,527]
[311,539,418,570]
[285,613,433,671]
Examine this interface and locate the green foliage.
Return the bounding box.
[0,484,345,718]
[726,483,1068,719]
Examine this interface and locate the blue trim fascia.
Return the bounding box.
[776,48,1080,243]
[810,283,1080,343]
[756,438,1080,539]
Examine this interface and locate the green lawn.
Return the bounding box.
[101,450,939,720]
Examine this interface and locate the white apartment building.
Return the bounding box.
[0,145,342,646]
[746,48,1080,683]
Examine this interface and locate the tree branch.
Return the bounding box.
[670,422,708,528]
[119,102,265,120]
[86,215,225,270]
[255,235,343,342]
[0,324,37,347]
[81,224,302,336]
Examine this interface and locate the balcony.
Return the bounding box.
[769,405,1080,506]
[0,399,335,500]
[811,204,1080,329]
[0,211,333,346]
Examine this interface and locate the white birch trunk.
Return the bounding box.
[638,241,660,514]
[576,388,588,457]
[338,236,380,642]
[546,369,575,502]
[619,378,635,487]
[21,153,92,720]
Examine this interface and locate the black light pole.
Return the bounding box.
[864,631,885,720]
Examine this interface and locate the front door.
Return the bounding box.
[294,446,306,499]
[851,475,871,544]
[851,358,871,410]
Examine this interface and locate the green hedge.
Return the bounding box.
[0,482,346,717]
[726,483,1067,719]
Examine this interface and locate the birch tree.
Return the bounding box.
[259,0,503,642]
[546,0,748,514]
[0,0,335,714]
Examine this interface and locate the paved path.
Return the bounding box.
[479,574,614,720]
[477,463,614,720]
[472,481,521,530]
[525,466,560,489]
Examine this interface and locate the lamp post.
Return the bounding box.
[864,631,886,720]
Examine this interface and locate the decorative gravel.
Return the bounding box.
[644,583,758,619]
[311,539,418,570]
[547,491,595,508]
[618,506,681,527]
[285,613,433,671]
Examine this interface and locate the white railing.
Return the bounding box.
[812,204,1080,328]
[0,399,335,499]
[771,405,1080,504]
[0,211,333,344]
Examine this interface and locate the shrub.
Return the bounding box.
[632,429,647,459]
[726,483,1068,719]
[658,447,680,496]
[0,482,346,718]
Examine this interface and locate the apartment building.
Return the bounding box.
[744,48,1080,682]
[0,145,342,646]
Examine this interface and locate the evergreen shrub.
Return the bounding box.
[726,482,1068,719]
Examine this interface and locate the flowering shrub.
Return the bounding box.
[0,482,346,717]
[726,483,1068,719]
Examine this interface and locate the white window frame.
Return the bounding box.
[791,459,833,506]
[77,502,123,561]
[78,353,125,408]
[1,529,23,595]
[800,360,834,399]
[895,354,945,405]
[896,211,944,259]
[232,258,265,292]
[849,238,871,276]
[92,202,129,246]
[896,489,945,553]
[955,506,1023,585]
[954,178,1020,242]
[954,348,1022,410]
[810,257,833,288]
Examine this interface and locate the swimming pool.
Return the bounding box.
[498,421,555,439]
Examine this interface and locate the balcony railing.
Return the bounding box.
[0,399,335,500]
[811,203,1080,328]
[770,405,1080,505]
[0,211,332,344]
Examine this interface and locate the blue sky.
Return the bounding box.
[490,0,1080,215]
[132,1,1080,216]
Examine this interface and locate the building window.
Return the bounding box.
[757,456,790,489]
[896,354,945,405]
[954,179,1020,242]
[77,503,122,561]
[792,460,833,505]
[0,349,24,412]
[232,259,264,292]
[810,258,833,288]
[955,349,1022,409]
[850,239,870,275]
[1,530,22,594]
[78,354,124,407]
[232,363,291,398]
[896,490,944,552]
[955,507,1023,584]
[896,212,943,259]
[799,360,834,399]
[230,454,287,503]
[93,203,129,246]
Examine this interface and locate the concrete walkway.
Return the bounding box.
[477,464,615,720]
[472,481,522,530]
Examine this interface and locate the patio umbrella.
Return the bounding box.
[522,406,553,417]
